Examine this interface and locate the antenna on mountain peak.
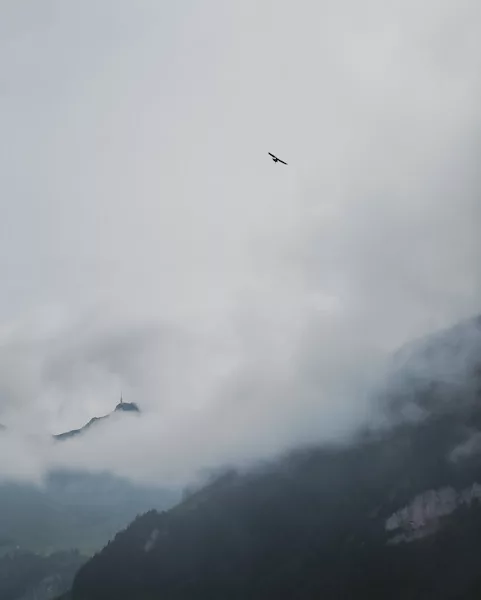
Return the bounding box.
[120,391,124,405]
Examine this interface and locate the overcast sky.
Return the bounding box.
[0,0,480,486]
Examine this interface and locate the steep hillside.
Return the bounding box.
[69,316,481,599]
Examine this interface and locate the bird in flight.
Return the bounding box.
[268,152,287,165]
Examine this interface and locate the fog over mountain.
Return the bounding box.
[0,0,480,488]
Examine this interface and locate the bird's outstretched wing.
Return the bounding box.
[268,151,288,165]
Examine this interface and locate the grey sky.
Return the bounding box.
[0,0,480,485]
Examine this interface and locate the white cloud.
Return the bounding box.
[0,0,480,486]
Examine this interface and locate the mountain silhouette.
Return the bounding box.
[53,401,140,441]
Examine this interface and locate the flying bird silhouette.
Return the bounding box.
[268,152,287,165]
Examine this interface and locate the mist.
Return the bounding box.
[0,0,480,487]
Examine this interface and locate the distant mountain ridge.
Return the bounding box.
[0,549,85,600]
[0,398,178,558]
[0,399,140,442]
[53,400,140,441]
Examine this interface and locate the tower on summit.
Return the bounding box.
[115,392,140,414]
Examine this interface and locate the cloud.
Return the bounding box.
[0,0,480,486]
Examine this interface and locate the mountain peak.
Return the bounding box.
[54,399,141,441]
[114,401,140,414]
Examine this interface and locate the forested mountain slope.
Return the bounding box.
[69,316,481,599]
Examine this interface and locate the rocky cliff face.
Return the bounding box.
[386,482,481,543]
